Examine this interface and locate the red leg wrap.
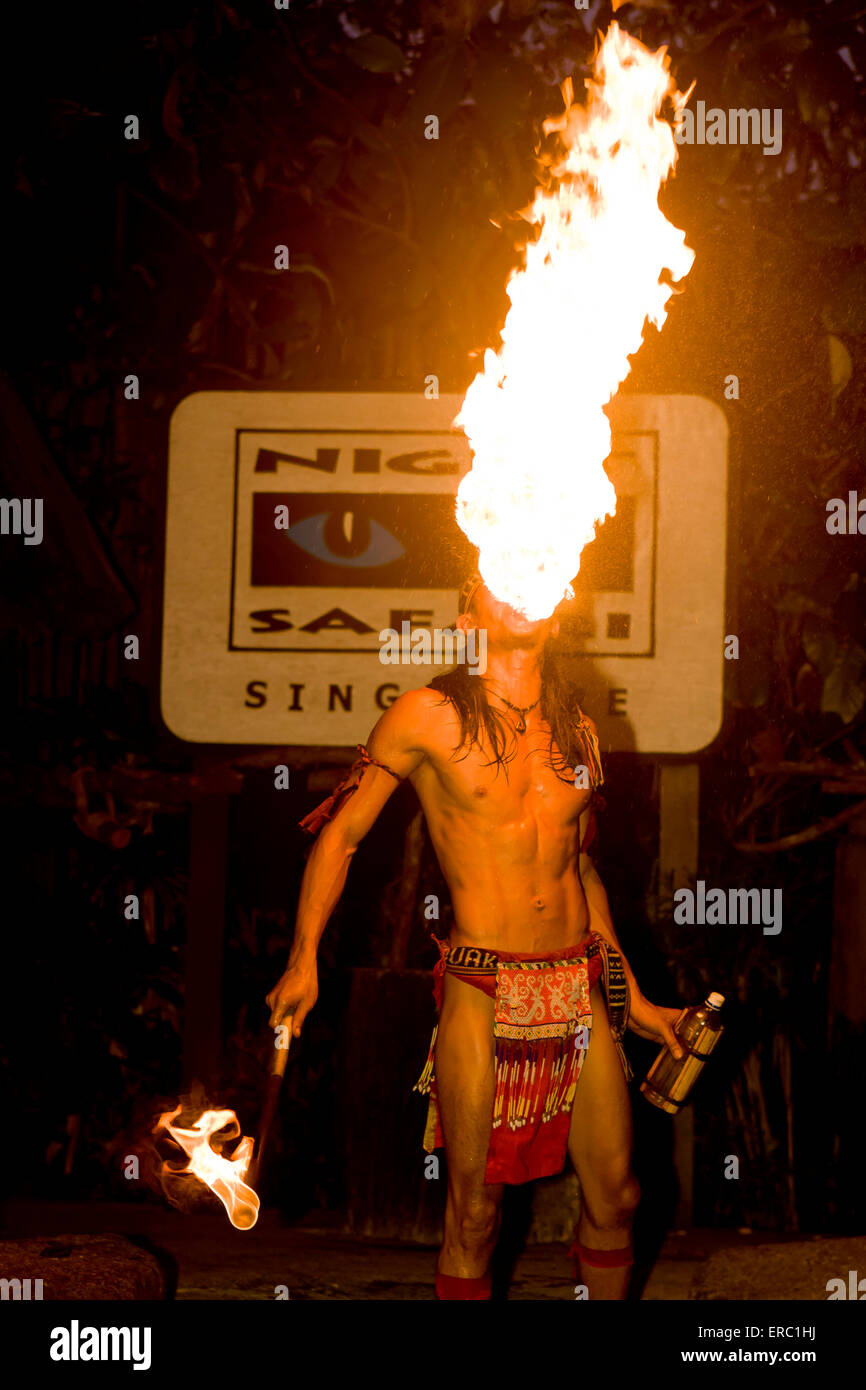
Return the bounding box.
[569,1239,634,1272]
[435,1272,492,1300]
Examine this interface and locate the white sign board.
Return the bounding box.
[162,392,727,753]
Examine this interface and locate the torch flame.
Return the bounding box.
[156,1106,260,1231]
[454,22,694,620]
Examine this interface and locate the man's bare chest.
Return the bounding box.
[418,730,590,827]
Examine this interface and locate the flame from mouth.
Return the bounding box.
[454,21,694,621]
[155,1106,260,1231]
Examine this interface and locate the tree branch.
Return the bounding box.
[732,797,866,852]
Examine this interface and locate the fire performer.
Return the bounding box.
[267,571,684,1301]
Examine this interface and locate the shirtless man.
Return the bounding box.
[267,578,683,1300]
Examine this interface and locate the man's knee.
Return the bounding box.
[617,1174,641,1222]
[584,1173,641,1231]
[450,1190,500,1250]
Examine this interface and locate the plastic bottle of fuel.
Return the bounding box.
[640,992,725,1113]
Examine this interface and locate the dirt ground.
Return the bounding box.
[3,1200,861,1300]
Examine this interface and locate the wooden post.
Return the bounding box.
[659,762,700,899]
[340,966,442,1240]
[658,761,700,1226]
[182,774,231,1091]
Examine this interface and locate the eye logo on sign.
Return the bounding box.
[249,492,473,595]
[285,510,405,568]
[227,429,481,654]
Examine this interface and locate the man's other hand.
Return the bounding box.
[627,994,684,1060]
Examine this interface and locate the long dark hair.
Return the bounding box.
[429,642,593,782]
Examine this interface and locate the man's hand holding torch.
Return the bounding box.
[266,952,318,1039]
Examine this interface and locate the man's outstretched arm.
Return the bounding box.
[266,688,432,1036]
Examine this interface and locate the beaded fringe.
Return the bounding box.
[414,1019,592,1163]
[492,1031,584,1130]
[414,1023,438,1096]
[414,1025,590,1131]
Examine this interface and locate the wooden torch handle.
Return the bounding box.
[247,1020,294,1190]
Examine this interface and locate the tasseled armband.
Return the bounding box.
[576,711,604,791]
[299,744,404,836]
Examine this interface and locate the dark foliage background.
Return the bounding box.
[1,0,865,1233]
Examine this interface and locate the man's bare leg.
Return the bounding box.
[434,972,504,1292]
[567,986,640,1300]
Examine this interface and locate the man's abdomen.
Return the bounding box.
[446,866,591,955]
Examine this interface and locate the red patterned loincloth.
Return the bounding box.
[414,934,630,1186]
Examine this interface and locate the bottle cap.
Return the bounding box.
[707,992,725,1008]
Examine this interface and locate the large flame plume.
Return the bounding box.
[155,1106,260,1231]
[454,22,694,621]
